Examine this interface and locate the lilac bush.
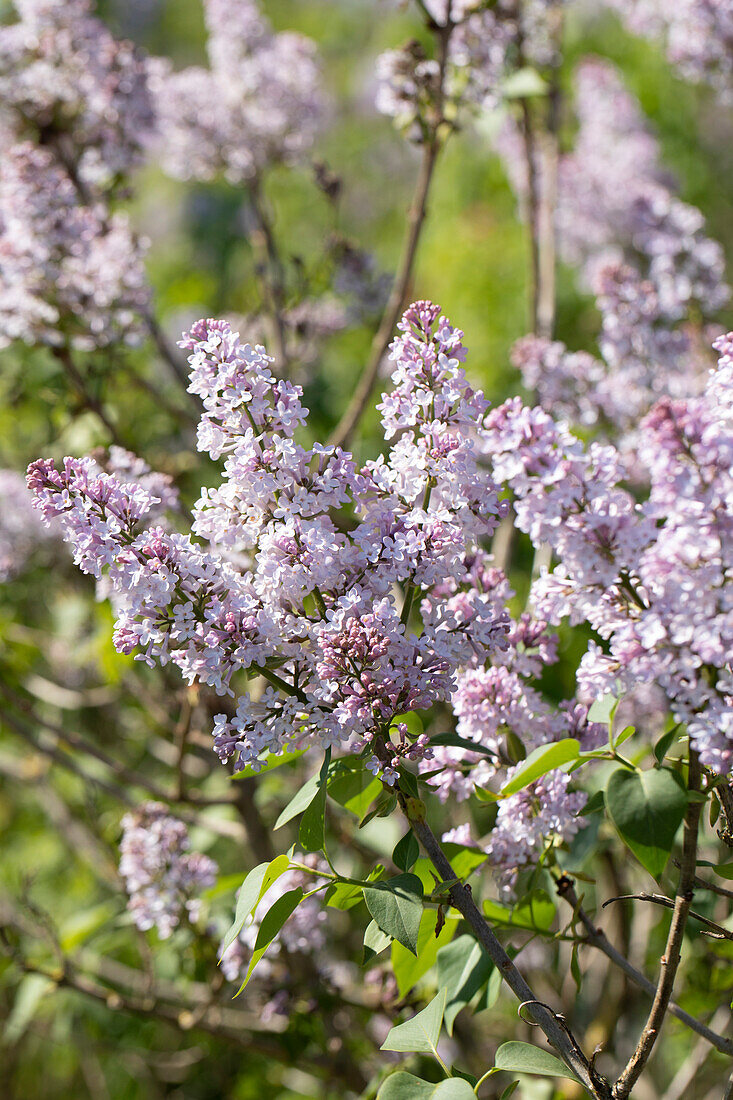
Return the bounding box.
[2,2,733,1098]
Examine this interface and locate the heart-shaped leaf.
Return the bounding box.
[381,988,446,1054]
[606,767,687,878]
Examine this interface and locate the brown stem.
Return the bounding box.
[328,137,439,449]
[248,179,289,368]
[403,804,610,1098]
[51,345,126,447]
[602,893,733,942]
[142,308,195,393]
[556,878,733,1057]
[612,751,705,1098]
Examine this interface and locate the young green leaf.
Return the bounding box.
[328,761,382,818]
[499,1083,520,1100]
[606,767,687,878]
[325,880,363,911]
[393,831,420,873]
[235,887,303,994]
[233,747,306,780]
[219,854,290,956]
[363,919,393,963]
[299,751,330,852]
[494,1041,577,1080]
[274,775,320,831]
[500,739,580,797]
[380,987,447,1054]
[364,874,424,955]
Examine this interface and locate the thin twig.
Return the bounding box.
[141,308,194,393]
[613,749,705,1097]
[402,802,610,1098]
[248,178,289,367]
[602,893,733,941]
[51,345,126,447]
[329,17,454,449]
[556,877,733,1057]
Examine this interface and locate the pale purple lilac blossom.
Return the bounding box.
[0,0,156,192]
[119,802,218,939]
[151,0,324,185]
[482,332,733,774]
[29,302,508,779]
[0,469,56,582]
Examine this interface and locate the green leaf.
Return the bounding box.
[588,692,619,725]
[299,751,330,852]
[581,790,605,816]
[3,974,54,1045]
[381,988,446,1054]
[393,831,420,873]
[328,759,383,818]
[363,919,393,962]
[274,775,319,830]
[430,732,497,758]
[392,910,460,998]
[364,873,424,954]
[390,711,425,738]
[219,854,290,955]
[494,1041,577,1081]
[505,729,526,763]
[483,890,555,933]
[360,791,398,827]
[654,728,680,765]
[377,1075,475,1099]
[233,747,306,779]
[606,767,687,878]
[500,739,580,797]
[499,1083,520,1100]
[235,887,303,994]
[502,66,548,99]
[711,861,733,880]
[570,943,582,992]
[441,844,487,880]
[325,880,364,911]
[613,725,636,749]
[437,935,494,1035]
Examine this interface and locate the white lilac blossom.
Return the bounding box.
[482,332,733,775]
[151,0,324,185]
[29,302,508,777]
[0,143,150,349]
[603,0,733,102]
[0,0,156,192]
[219,854,329,983]
[119,802,218,939]
[0,469,56,582]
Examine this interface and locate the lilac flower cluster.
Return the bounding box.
[604,0,733,102]
[376,1,559,139]
[0,143,149,349]
[119,802,217,939]
[151,0,324,184]
[29,302,508,778]
[503,59,727,449]
[483,331,733,774]
[0,0,156,192]
[0,469,55,582]
[0,0,154,350]
[219,854,329,983]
